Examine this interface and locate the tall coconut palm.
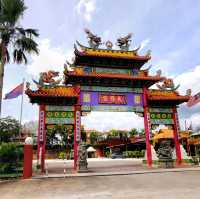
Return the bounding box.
[0,0,39,116]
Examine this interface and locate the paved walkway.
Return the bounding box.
[1,170,200,199]
[33,158,198,178]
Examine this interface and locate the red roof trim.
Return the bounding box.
[66,72,164,81]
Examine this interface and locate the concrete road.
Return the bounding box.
[1,171,200,199]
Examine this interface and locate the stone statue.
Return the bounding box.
[157,140,173,160]
[116,33,132,51]
[77,142,88,173]
[84,28,102,48]
[157,140,174,168]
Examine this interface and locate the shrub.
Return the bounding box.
[123,150,145,158]
[105,151,111,158]
[58,152,66,160]
[141,150,145,157]
[0,143,23,173]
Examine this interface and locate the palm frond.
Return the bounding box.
[0,0,27,26]
[14,36,39,55]
[16,27,25,35]
[13,48,27,64]
[4,48,10,63]
[25,28,39,37]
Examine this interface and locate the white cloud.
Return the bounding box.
[173,65,200,130]
[139,38,150,51]
[82,112,144,131]
[179,112,200,131]
[174,65,200,95]
[26,39,73,77]
[75,0,96,22]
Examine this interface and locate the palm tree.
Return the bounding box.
[0,0,39,115]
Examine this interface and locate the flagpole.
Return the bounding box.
[19,78,25,139]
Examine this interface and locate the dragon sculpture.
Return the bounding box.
[64,60,74,72]
[84,28,102,48]
[33,70,61,88]
[157,78,180,91]
[116,33,132,50]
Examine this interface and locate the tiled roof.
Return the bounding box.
[75,48,150,61]
[26,86,79,98]
[75,41,150,61]
[153,129,174,140]
[147,90,190,102]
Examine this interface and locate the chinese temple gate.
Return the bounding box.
[26,30,190,172]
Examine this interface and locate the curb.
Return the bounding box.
[31,167,200,179]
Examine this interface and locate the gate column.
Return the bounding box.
[143,87,152,167]
[172,106,182,165]
[74,104,81,170]
[37,104,46,173]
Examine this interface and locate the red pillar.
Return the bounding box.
[23,138,33,179]
[143,87,152,166]
[74,104,81,170]
[37,104,46,173]
[172,106,182,165]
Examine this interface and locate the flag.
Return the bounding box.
[4,83,24,100]
[187,91,200,107]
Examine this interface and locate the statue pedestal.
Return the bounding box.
[77,143,88,173]
[159,158,174,168]
[78,161,88,173]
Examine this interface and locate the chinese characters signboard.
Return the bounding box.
[80,90,143,112]
[39,110,45,142]
[75,110,81,142]
[99,94,127,104]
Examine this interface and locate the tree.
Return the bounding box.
[129,128,138,137]
[46,125,73,150]
[139,128,145,136]
[0,116,21,142]
[0,0,39,115]
[81,125,86,142]
[109,129,120,137]
[89,131,99,145]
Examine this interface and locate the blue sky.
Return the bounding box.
[2,0,200,131]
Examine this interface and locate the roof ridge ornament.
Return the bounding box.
[32,70,62,89]
[105,40,113,50]
[64,60,74,72]
[84,28,102,49]
[116,33,132,51]
[156,78,180,91]
[145,50,151,58]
